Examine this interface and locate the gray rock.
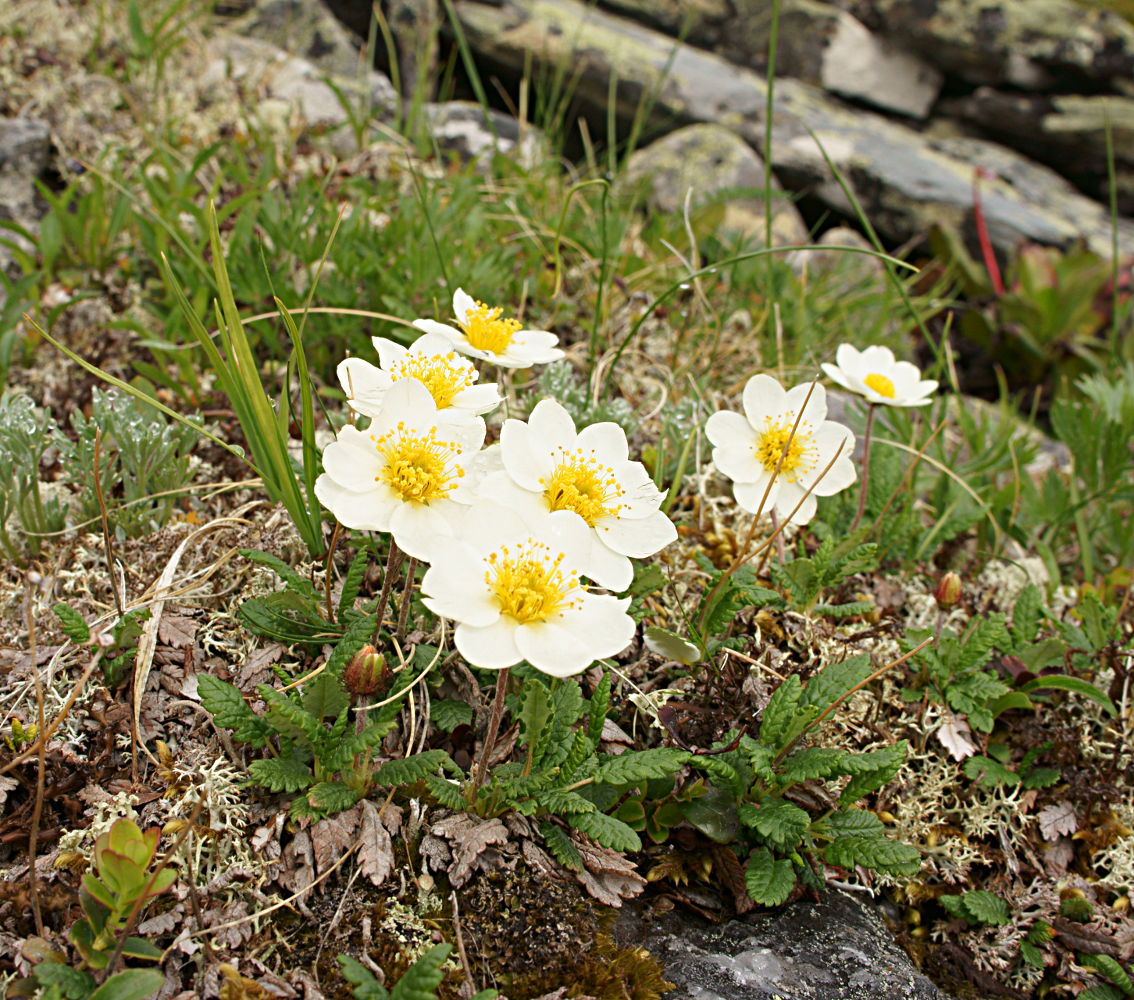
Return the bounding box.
[617,890,954,1000]
[232,0,371,80]
[452,0,1134,256]
[728,1,943,120]
[844,0,1134,89]
[0,118,51,176]
[624,123,808,247]
[942,88,1134,213]
[422,101,546,168]
[202,34,395,154]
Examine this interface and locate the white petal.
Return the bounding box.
[315,476,394,531]
[733,478,778,515]
[784,380,828,422]
[412,318,462,342]
[452,383,503,415]
[322,427,381,491]
[741,374,787,428]
[337,358,390,417]
[389,500,460,562]
[580,533,634,591]
[705,410,753,450]
[452,288,477,324]
[528,398,578,452]
[595,509,677,559]
[860,345,896,371]
[421,553,499,627]
[372,336,407,369]
[516,595,634,676]
[713,444,762,486]
[576,421,629,463]
[476,472,550,519]
[776,485,818,525]
[499,418,550,491]
[455,618,521,670]
[820,361,855,392]
[834,343,864,374]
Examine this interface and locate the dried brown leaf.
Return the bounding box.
[936,714,977,762]
[310,811,355,875]
[357,800,395,886]
[431,813,510,887]
[572,838,645,907]
[0,775,17,809]
[1038,801,1078,841]
[158,611,199,647]
[278,829,315,899]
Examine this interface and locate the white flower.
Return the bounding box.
[337,332,502,418]
[412,288,564,369]
[820,344,938,407]
[421,504,635,677]
[478,399,676,591]
[314,379,485,561]
[705,374,856,525]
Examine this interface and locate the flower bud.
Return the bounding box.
[344,645,389,699]
[934,571,962,609]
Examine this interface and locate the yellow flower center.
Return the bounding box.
[540,448,626,525]
[485,539,581,624]
[389,351,475,409]
[863,372,896,399]
[372,423,464,503]
[754,416,817,483]
[461,301,522,355]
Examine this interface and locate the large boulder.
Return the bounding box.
[451,0,1134,256]
[624,124,809,247]
[0,118,51,294]
[618,889,955,1000]
[844,0,1134,90]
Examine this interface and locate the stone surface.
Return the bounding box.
[624,123,808,247]
[0,118,51,177]
[0,118,51,292]
[727,0,942,120]
[202,34,395,154]
[942,88,1134,213]
[231,0,371,80]
[617,890,954,1000]
[452,0,1134,257]
[845,0,1134,89]
[422,101,546,168]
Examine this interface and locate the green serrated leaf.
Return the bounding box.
[587,671,612,747]
[570,811,640,853]
[741,799,810,850]
[839,741,907,806]
[815,808,885,839]
[307,781,361,814]
[541,822,584,871]
[1019,939,1045,968]
[1082,953,1134,995]
[759,675,803,749]
[338,954,389,1000]
[302,672,350,721]
[802,654,873,716]
[430,698,473,733]
[372,750,452,789]
[824,835,921,875]
[390,944,452,1000]
[744,846,795,906]
[537,789,596,815]
[197,674,254,730]
[337,546,371,624]
[961,890,1011,926]
[248,756,312,793]
[596,747,690,787]
[54,602,91,645]
[779,747,851,784]
[519,678,552,758]
[962,755,1020,789]
[240,548,319,600]
[423,773,465,810]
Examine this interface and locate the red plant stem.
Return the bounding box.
[972,167,1005,296]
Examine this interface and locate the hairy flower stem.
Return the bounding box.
[849,403,876,532]
[396,557,417,638]
[469,667,510,801]
[372,539,404,643]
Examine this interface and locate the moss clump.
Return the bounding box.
[459,863,672,999]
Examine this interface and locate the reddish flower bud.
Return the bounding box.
[344,645,389,698]
[935,571,962,609]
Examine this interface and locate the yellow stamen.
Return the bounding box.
[863,372,896,399]
[389,351,475,409]
[485,539,581,624]
[461,300,522,354]
[754,416,817,483]
[540,448,625,525]
[372,423,463,503]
